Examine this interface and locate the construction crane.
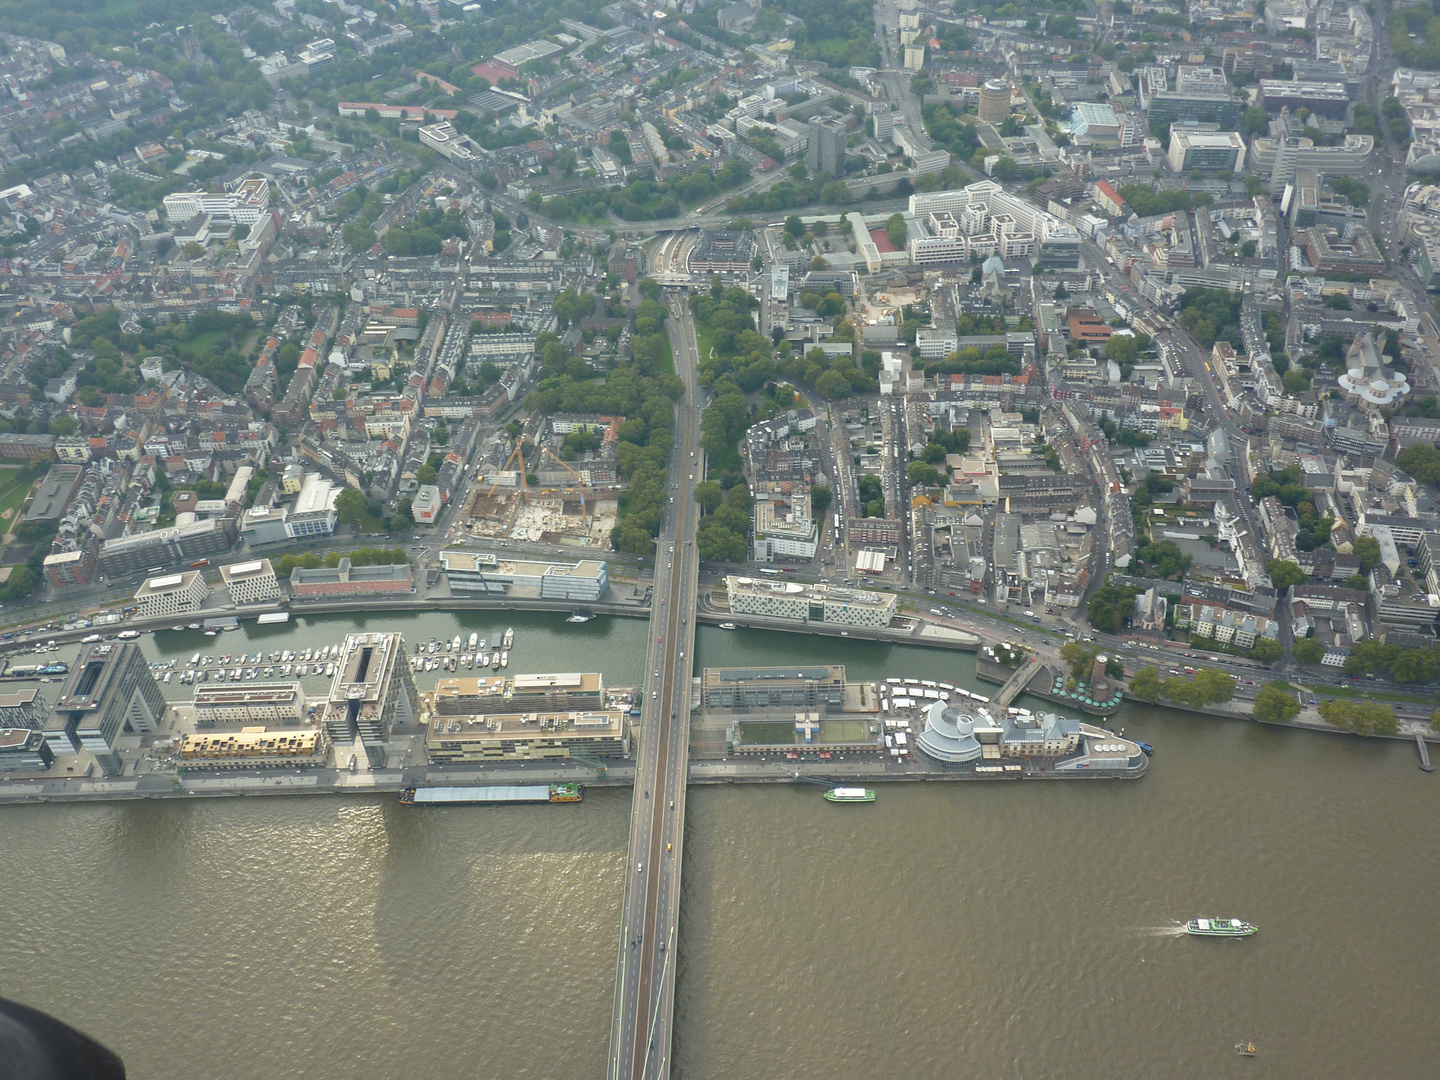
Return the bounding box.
[540,446,590,517]
[485,438,531,501]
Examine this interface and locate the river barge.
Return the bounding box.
[0,661,68,680]
[400,783,583,806]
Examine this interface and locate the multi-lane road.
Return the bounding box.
[607,296,704,1080]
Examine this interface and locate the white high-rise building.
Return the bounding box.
[908,182,1081,266]
[162,178,270,225]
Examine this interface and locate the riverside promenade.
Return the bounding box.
[0,748,1155,807]
[0,587,985,660]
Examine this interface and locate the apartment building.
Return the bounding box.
[178,727,329,771]
[134,571,210,619]
[219,559,283,605]
[193,684,307,726]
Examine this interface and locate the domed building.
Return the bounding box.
[916,702,1082,765]
[1407,151,1440,177]
[914,703,985,764]
[914,700,1148,776]
[1338,331,1409,410]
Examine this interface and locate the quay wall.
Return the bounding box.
[1,595,983,656]
[1120,689,1440,745]
[0,754,1146,806]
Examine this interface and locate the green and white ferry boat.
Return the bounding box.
[823,787,875,803]
[1185,917,1257,937]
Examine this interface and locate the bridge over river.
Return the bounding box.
[606,295,704,1079]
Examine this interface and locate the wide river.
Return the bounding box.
[1,612,1435,1078]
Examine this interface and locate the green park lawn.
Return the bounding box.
[173,329,229,358]
[0,470,31,533]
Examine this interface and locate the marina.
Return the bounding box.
[0,617,534,696]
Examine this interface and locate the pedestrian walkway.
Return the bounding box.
[991,657,1042,709]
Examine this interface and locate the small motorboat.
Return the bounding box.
[1235,1042,1256,1057]
[1137,740,1154,756]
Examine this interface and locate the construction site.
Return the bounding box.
[463,437,619,547]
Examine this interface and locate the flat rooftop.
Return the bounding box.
[193,683,303,705]
[179,727,324,757]
[137,572,190,594]
[429,672,603,708]
[328,633,401,706]
[219,559,273,583]
[440,549,605,579]
[726,575,894,609]
[425,709,626,745]
[291,561,410,585]
[0,727,41,750]
[52,643,136,715]
[513,672,597,690]
[704,666,844,683]
[734,717,881,747]
[102,517,224,553]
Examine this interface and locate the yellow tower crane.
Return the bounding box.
[485,438,532,501]
[540,446,590,518]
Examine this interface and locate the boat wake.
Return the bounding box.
[1138,925,1190,937]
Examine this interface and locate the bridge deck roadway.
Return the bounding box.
[607,295,703,1080]
[990,656,1042,709]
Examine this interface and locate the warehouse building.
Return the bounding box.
[290,559,413,599]
[431,672,605,715]
[424,709,629,763]
[701,665,848,712]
